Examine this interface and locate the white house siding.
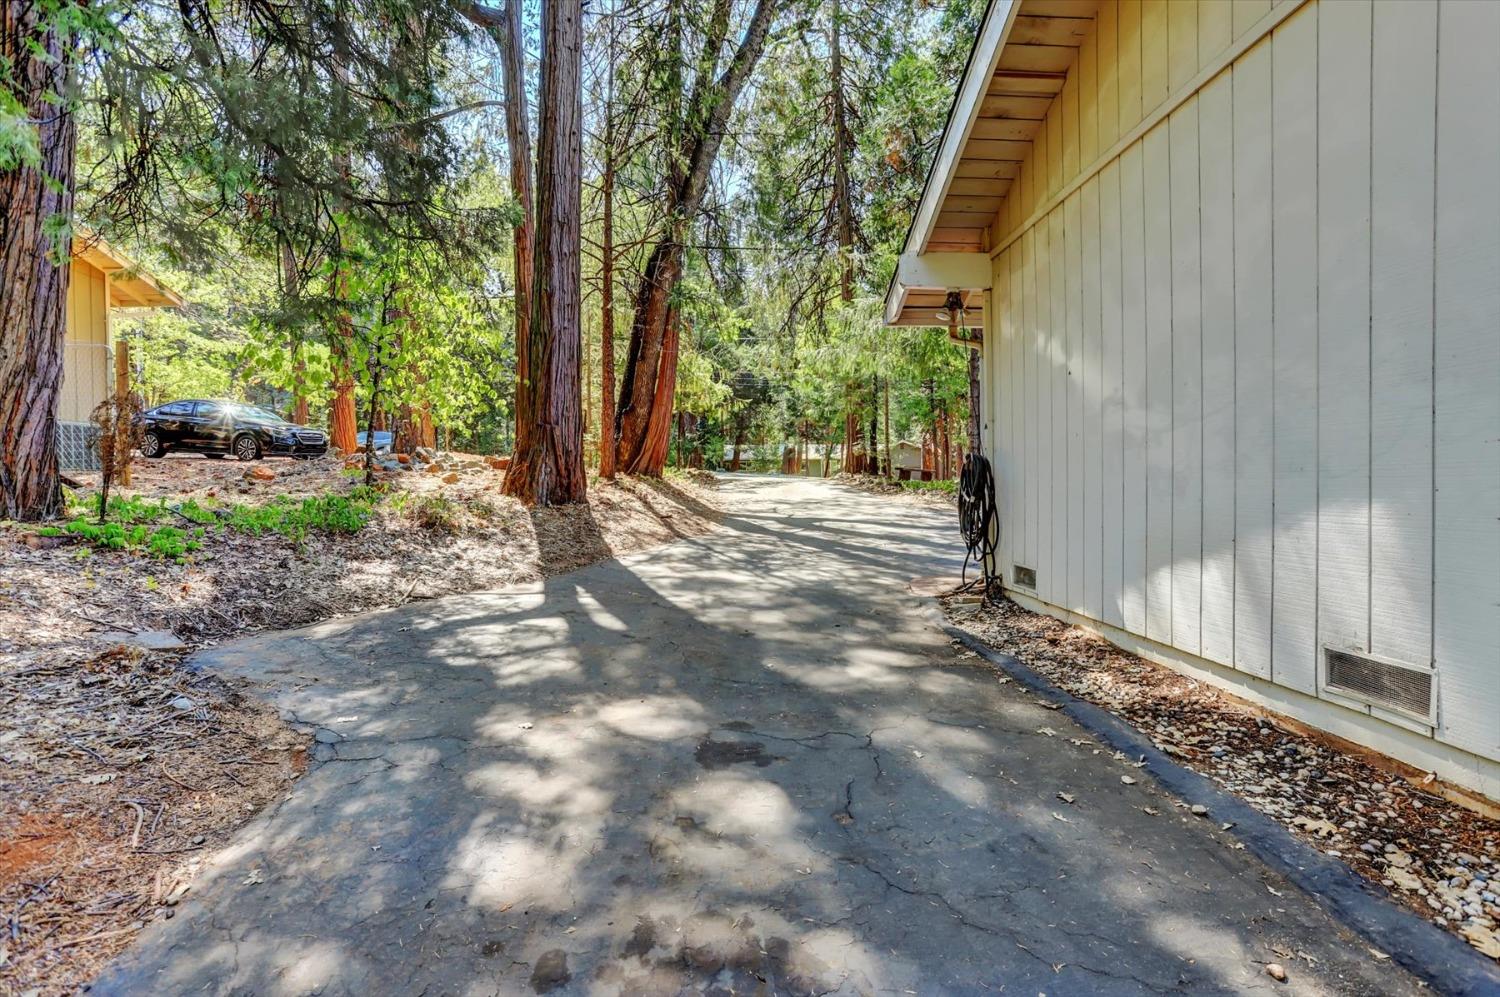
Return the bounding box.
[981,0,1500,791]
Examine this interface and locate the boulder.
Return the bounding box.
[395,453,411,465]
[246,466,276,482]
[442,472,460,485]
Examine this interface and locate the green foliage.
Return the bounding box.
[902,477,956,494]
[40,519,200,560]
[115,255,281,407]
[401,493,462,534]
[51,487,378,553]
[222,494,374,541]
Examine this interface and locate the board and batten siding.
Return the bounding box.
[981,0,1500,782]
[61,259,111,423]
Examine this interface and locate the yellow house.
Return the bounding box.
[59,231,183,468]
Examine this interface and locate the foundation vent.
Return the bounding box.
[57,421,101,472]
[1012,564,1036,589]
[1323,648,1435,724]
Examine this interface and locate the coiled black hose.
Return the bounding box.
[957,453,1000,598]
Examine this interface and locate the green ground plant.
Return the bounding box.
[902,478,956,494]
[41,487,382,557]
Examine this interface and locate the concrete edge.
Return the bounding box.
[924,604,1500,997]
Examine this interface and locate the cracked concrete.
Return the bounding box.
[95,476,1417,995]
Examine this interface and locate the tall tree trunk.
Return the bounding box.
[882,376,892,478]
[614,0,778,475]
[867,375,877,474]
[498,0,535,460]
[598,26,618,479]
[503,0,584,506]
[829,0,855,302]
[328,371,358,453]
[0,7,76,521]
[363,348,385,487]
[327,263,359,455]
[279,232,312,425]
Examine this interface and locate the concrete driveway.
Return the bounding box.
[97,475,1415,995]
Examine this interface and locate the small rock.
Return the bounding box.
[530,949,571,993]
[1120,775,1137,785]
[442,472,460,485]
[1190,804,1209,817]
[110,629,188,652]
[169,696,196,711]
[245,466,275,482]
[1265,963,1287,982]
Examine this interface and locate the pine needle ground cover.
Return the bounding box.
[0,456,721,995]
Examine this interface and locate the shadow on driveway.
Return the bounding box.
[95,476,1415,995]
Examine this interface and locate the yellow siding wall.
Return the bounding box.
[66,260,107,345]
[61,259,111,422]
[985,0,1500,772]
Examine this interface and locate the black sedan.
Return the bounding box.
[139,400,329,461]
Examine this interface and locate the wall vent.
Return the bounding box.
[1323,648,1436,724]
[1012,564,1036,589]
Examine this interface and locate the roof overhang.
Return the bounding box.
[884,0,1098,329]
[74,228,185,309]
[883,253,991,327]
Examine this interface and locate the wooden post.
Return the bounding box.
[113,338,132,486]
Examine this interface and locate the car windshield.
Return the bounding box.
[231,404,285,422]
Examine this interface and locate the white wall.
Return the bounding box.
[984,0,1500,781]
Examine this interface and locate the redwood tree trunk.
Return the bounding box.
[613,0,777,475]
[500,0,535,462]
[329,375,358,453]
[328,302,358,454]
[502,0,584,506]
[615,238,683,473]
[0,7,76,521]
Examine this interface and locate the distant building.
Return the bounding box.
[60,232,182,469]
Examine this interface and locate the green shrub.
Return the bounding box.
[902,478,957,494]
[405,493,462,534]
[175,499,220,524]
[45,487,378,555]
[224,493,374,541]
[46,518,202,561]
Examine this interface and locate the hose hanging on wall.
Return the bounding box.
[956,452,1000,597]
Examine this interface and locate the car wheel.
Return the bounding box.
[233,434,262,462]
[141,431,167,459]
